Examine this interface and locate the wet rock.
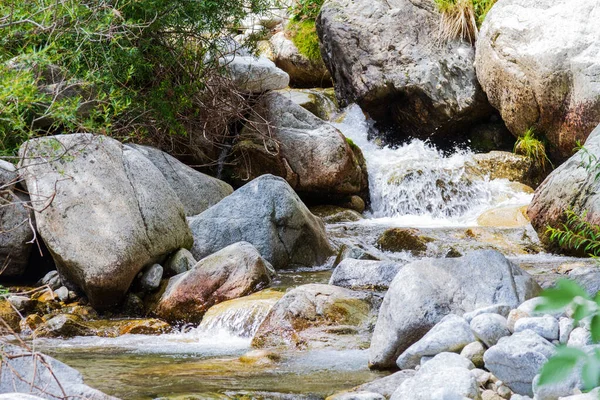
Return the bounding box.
[477,205,530,228]
[467,151,544,188]
[252,283,376,350]
[484,330,555,396]
[34,314,94,338]
[223,55,289,94]
[8,295,33,313]
[19,134,193,309]
[329,259,404,291]
[126,144,233,217]
[164,248,196,276]
[239,349,282,365]
[37,270,62,290]
[121,293,145,317]
[117,319,171,335]
[391,353,478,400]
[189,175,333,269]
[0,160,34,277]
[351,370,416,399]
[317,0,491,139]
[54,286,69,302]
[327,392,385,400]
[396,315,475,370]
[270,32,332,88]
[199,289,283,338]
[153,242,274,323]
[0,299,22,333]
[375,228,431,255]
[0,343,118,399]
[139,264,163,292]
[461,342,486,369]
[229,92,368,200]
[275,88,338,121]
[514,316,559,341]
[369,250,540,370]
[475,0,600,161]
[470,313,511,347]
[310,205,363,224]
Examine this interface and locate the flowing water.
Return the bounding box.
[38,105,591,399]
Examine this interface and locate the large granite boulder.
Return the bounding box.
[527,125,600,253]
[317,0,491,138]
[369,250,541,370]
[0,160,34,277]
[188,174,334,269]
[229,92,368,200]
[252,283,376,349]
[19,134,193,308]
[329,259,404,291]
[475,0,600,161]
[126,144,232,216]
[0,343,118,399]
[153,242,274,323]
[223,54,290,94]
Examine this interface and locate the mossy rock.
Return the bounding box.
[310,205,363,224]
[376,228,432,255]
[0,300,22,333]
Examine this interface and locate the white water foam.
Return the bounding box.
[333,105,532,227]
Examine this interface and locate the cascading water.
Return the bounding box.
[333,105,532,226]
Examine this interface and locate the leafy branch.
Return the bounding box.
[547,210,600,258]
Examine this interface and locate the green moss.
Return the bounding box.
[287,20,322,62]
[345,137,358,150]
[376,228,433,255]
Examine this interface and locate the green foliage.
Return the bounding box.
[514,128,551,171]
[0,286,8,296]
[546,209,600,258]
[290,0,325,21]
[536,279,600,390]
[472,0,497,26]
[0,0,270,157]
[288,20,322,62]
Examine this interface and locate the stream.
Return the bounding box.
[35,105,594,399]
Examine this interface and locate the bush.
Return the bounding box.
[290,0,325,21]
[0,0,271,158]
[547,209,600,257]
[288,19,322,62]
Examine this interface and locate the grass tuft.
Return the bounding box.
[514,128,550,171]
[434,0,497,44]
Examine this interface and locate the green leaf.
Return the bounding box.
[592,315,600,344]
[538,347,586,386]
[581,355,600,390]
[572,302,590,323]
[536,279,590,312]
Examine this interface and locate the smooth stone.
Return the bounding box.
[139,264,163,292]
[559,317,575,344]
[164,248,196,276]
[54,286,69,302]
[514,315,559,341]
[8,296,32,312]
[37,270,62,290]
[568,327,592,347]
[329,259,405,291]
[327,392,385,400]
[470,313,511,347]
[396,314,475,370]
[352,370,416,398]
[461,342,486,369]
[223,55,289,94]
[507,309,530,332]
[463,304,512,323]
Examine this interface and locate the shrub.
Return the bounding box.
[547,209,600,258]
[290,0,325,21]
[288,19,322,62]
[514,128,550,171]
[0,0,271,159]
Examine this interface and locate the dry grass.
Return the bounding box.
[435,0,479,44]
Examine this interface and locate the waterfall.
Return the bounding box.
[333,105,531,225]
[198,300,274,338]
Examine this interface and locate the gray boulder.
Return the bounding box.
[391,353,478,400]
[19,134,193,308]
[153,242,274,323]
[396,314,475,370]
[0,343,118,399]
[139,264,163,292]
[329,259,404,291]
[484,330,556,396]
[352,370,416,398]
[463,304,512,323]
[559,317,575,344]
[126,144,232,216]
[476,0,600,161]
[223,55,289,93]
[229,92,368,199]
[317,0,490,139]
[514,315,559,341]
[470,313,511,347]
[568,327,592,347]
[461,341,486,368]
[188,174,334,269]
[0,160,33,277]
[37,270,62,290]
[369,250,541,369]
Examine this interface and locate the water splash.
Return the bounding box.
[333,105,532,226]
